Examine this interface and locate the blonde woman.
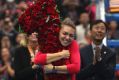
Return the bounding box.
[14,32,43,80]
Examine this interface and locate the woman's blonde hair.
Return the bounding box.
[61,18,76,30]
[19,33,28,47]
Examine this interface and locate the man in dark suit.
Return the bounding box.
[76,20,116,80]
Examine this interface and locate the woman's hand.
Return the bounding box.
[60,50,70,59]
[44,64,53,73]
[32,64,40,70]
[0,65,7,74]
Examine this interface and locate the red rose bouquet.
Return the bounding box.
[18,0,65,53]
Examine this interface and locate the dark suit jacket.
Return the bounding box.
[13,46,43,80]
[76,45,116,80]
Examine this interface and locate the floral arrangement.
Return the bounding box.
[18,0,66,53]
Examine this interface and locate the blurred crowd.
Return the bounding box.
[0,0,119,80]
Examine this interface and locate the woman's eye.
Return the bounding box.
[63,32,68,35]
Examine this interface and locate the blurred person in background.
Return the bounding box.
[0,47,14,80]
[14,32,43,80]
[62,0,80,24]
[14,1,28,31]
[0,17,18,47]
[0,35,15,59]
[76,12,90,46]
[108,20,119,40]
[108,21,119,80]
[16,1,28,17]
[2,0,17,21]
[86,0,96,21]
[107,20,119,58]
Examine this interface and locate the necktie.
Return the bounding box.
[95,46,102,61]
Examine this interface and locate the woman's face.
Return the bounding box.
[59,25,75,47]
[1,48,10,62]
[28,32,38,48]
[1,36,11,48]
[16,33,26,44]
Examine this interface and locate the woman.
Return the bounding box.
[34,18,81,80]
[0,35,15,59]
[18,0,81,80]
[13,32,43,80]
[0,47,14,80]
